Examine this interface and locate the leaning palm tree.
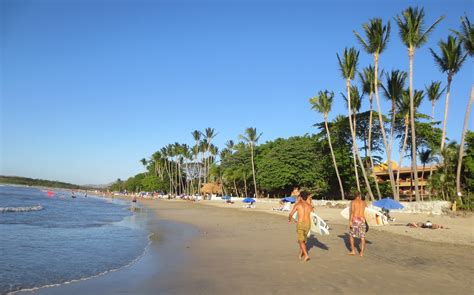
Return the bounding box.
[396,89,424,199]
[202,128,217,183]
[452,15,474,197]
[342,85,363,192]
[359,66,383,199]
[430,35,467,151]
[425,81,445,126]
[337,47,374,200]
[354,18,396,199]
[239,127,262,198]
[395,6,444,202]
[310,90,345,200]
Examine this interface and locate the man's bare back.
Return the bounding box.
[350,198,366,222]
[294,201,313,223]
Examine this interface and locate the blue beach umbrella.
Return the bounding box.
[221,195,231,200]
[282,196,296,203]
[242,197,256,203]
[373,198,404,210]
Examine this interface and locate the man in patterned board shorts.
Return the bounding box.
[348,191,367,257]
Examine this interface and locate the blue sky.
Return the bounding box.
[1,0,473,185]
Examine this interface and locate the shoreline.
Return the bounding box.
[23,197,474,294]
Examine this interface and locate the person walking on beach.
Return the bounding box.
[288,191,313,262]
[348,191,367,257]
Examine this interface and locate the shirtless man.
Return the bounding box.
[348,191,367,257]
[288,191,313,262]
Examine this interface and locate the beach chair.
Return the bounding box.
[281,202,291,211]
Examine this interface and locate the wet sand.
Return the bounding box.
[27,199,474,294]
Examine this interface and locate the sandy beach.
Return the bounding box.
[27,197,474,295]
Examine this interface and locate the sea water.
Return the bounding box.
[0,185,150,294]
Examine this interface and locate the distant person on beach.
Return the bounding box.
[288,191,313,262]
[348,191,367,257]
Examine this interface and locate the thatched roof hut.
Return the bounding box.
[200,183,222,195]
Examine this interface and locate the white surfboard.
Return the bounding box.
[340,207,388,226]
[292,212,330,236]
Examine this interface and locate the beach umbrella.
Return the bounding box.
[282,196,296,203]
[373,198,404,210]
[242,198,255,203]
[221,195,231,200]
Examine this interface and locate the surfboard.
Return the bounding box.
[292,212,330,236]
[340,207,388,226]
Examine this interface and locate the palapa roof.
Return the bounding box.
[200,183,222,194]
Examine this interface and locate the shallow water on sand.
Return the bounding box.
[0,186,149,294]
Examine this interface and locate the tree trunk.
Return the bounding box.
[350,111,361,191]
[431,101,435,127]
[389,102,398,199]
[421,164,426,201]
[346,79,374,200]
[397,117,409,201]
[373,53,397,199]
[409,47,420,202]
[243,172,248,197]
[368,102,382,200]
[325,115,345,200]
[250,145,258,198]
[456,84,474,195]
[441,75,453,151]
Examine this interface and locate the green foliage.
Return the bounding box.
[463,131,474,195]
[256,136,329,196]
[0,176,82,189]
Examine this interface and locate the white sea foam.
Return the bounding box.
[0,205,43,213]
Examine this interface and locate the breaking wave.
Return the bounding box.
[0,205,43,213]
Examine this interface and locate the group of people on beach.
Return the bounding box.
[288,187,367,262]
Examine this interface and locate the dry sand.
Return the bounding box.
[29,198,474,295]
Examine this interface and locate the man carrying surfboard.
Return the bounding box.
[348,191,367,257]
[288,191,313,262]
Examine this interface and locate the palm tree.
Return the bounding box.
[354,18,396,199]
[395,6,444,202]
[453,15,474,197]
[381,70,407,199]
[342,85,363,192]
[359,66,383,199]
[140,158,148,175]
[191,130,202,193]
[419,149,434,200]
[310,90,345,200]
[430,36,467,151]
[337,47,374,200]
[239,127,262,198]
[425,81,445,126]
[396,89,424,199]
[203,128,217,183]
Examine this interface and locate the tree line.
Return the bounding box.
[110,7,473,208]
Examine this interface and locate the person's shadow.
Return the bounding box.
[337,233,372,252]
[306,236,329,253]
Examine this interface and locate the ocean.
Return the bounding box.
[0,185,150,294]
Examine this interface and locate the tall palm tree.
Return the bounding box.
[419,148,434,200]
[395,6,444,201]
[359,66,383,199]
[239,127,262,198]
[337,47,374,200]
[342,85,363,192]
[203,128,217,183]
[310,90,345,200]
[430,35,467,151]
[140,158,148,176]
[425,81,445,126]
[396,89,424,199]
[354,18,396,199]
[191,130,202,193]
[453,15,474,197]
